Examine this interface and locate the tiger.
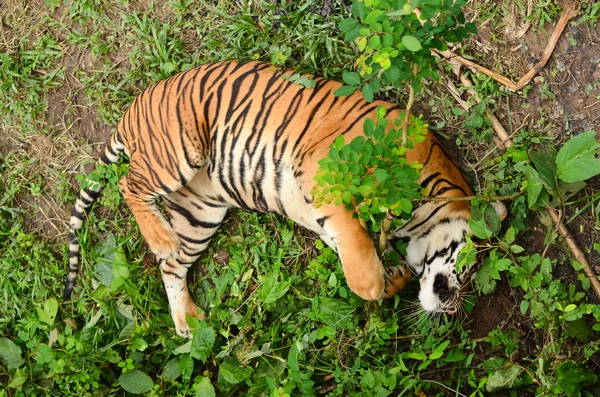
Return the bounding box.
[66,60,506,338]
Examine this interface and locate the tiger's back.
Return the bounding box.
[67,60,484,338]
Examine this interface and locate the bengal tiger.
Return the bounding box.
[66,60,506,338]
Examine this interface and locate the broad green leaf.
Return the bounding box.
[401,35,422,52]
[564,318,594,342]
[558,180,587,201]
[521,165,545,208]
[219,362,249,384]
[196,376,216,397]
[163,358,181,382]
[556,361,598,397]
[362,84,374,102]
[483,204,500,234]
[556,130,600,183]
[8,368,27,388]
[179,354,194,381]
[530,150,558,196]
[468,218,492,239]
[520,300,529,315]
[118,370,154,394]
[364,9,384,24]
[37,298,58,326]
[339,18,357,32]
[191,326,215,363]
[0,338,25,369]
[342,71,361,86]
[259,273,291,304]
[334,85,357,97]
[486,363,522,392]
[314,297,354,329]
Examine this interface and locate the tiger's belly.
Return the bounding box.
[181,163,328,240]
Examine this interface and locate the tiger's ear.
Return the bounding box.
[492,201,507,222]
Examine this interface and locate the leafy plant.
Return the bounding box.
[336,0,476,100]
[312,106,426,252]
[521,131,600,209]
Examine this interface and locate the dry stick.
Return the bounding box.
[433,1,580,92]
[547,206,600,297]
[435,3,600,299]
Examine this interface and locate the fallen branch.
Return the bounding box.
[433,1,580,92]
[546,206,600,298]
[434,2,600,299]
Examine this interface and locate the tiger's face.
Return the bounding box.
[396,202,507,315]
[394,219,472,315]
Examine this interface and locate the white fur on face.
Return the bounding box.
[396,219,471,313]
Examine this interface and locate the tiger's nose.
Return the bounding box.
[433,273,451,297]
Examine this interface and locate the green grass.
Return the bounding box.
[1,0,600,396]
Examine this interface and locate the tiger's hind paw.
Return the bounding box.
[145,221,180,260]
[172,302,205,339]
[383,264,412,298]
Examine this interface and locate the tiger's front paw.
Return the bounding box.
[346,268,385,301]
[383,264,412,298]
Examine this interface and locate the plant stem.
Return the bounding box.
[401,63,418,146]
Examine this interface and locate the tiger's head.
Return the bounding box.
[391,202,507,315]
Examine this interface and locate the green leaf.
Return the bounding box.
[219,362,249,384]
[288,344,300,372]
[521,165,545,208]
[163,358,181,382]
[36,298,58,326]
[520,300,529,315]
[314,297,354,329]
[8,368,27,388]
[556,361,598,397]
[556,131,600,183]
[486,363,522,392]
[364,9,384,24]
[339,18,357,32]
[468,218,492,239]
[0,337,25,369]
[334,85,357,97]
[530,150,558,196]
[401,35,422,52]
[342,71,361,86]
[369,34,381,49]
[259,273,291,304]
[118,370,154,394]
[191,326,215,363]
[196,376,216,397]
[179,354,194,381]
[362,83,374,102]
[429,340,450,360]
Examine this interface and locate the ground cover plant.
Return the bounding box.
[1,0,600,395]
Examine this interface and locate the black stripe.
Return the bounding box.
[164,198,221,229]
[162,270,183,279]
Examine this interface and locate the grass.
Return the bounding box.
[1,0,600,396]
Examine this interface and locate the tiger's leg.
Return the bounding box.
[161,190,228,338]
[315,205,386,300]
[119,173,184,260]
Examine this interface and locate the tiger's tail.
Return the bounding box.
[64,131,127,300]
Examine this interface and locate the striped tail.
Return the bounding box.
[64,132,126,300]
